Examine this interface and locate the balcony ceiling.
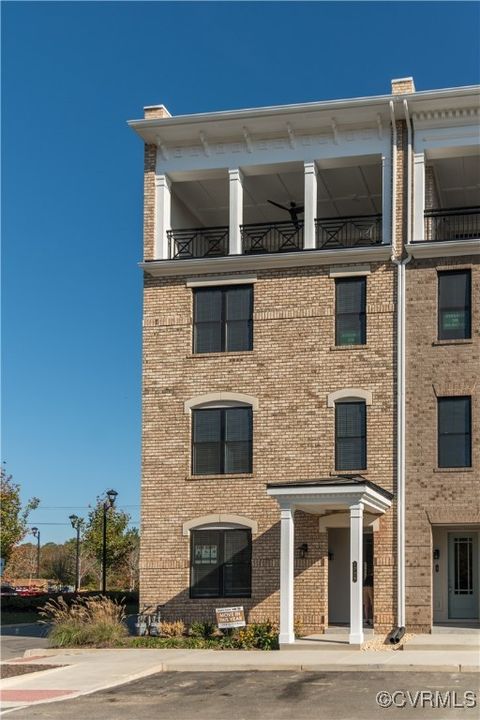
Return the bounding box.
[171,164,381,228]
[431,155,480,209]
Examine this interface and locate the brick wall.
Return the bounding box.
[405,256,480,631]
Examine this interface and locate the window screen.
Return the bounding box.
[335,277,366,346]
[438,397,471,468]
[194,286,253,353]
[335,401,367,470]
[192,407,252,475]
[438,270,471,340]
[191,529,252,598]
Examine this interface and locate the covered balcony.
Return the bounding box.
[163,157,386,261]
[414,152,480,244]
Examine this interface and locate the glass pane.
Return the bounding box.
[454,538,473,594]
[191,530,221,597]
[439,271,470,308]
[225,441,252,474]
[336,402,365,438]
[336,437,365,470]
[225,286,252,321]
[225,408,251,441]
[336,314,363,346]
[226,320,252,352]
[438,434,471,468]
[194,289,222,322]
[438,397,470,434]
[438,271,471,340]
[193,443,222,475]
[193,410,221,442]
[223,530,251,596]
[336,277,366,314]
[195,322,222,353]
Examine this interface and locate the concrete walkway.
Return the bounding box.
[0,643,479,711]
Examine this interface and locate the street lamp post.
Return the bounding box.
[69,514,84,593]
[102,489,118,593]
[31,527,40,578]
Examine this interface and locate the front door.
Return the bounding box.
[448,533,479,619]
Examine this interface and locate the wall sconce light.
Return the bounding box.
[298,543,308,559]
[433,548,440,560]
[328,551,334,561]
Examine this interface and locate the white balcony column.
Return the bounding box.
[279,505,295,645]
[381,153,392,245]
[304,161,318,249]
[229,168,244,255]
[413,152,425,242]
[154,174,172,259]
[349,502,364,645]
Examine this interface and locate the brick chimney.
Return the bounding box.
[143,104,172,119]
[391,77,416,95]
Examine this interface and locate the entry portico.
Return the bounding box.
[267,476,393,646]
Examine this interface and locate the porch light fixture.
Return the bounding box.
[298,543,308,559]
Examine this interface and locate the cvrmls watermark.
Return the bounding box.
[376,690,477,709]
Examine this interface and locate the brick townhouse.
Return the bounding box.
[129,77,479,645]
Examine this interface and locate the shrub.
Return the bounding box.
[189,620,216,639]
[229,621,279,650]
[159,620,185,637]
[40,595,128,647]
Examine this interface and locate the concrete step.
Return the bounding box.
[284,630,374,651]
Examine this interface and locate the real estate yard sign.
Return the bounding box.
[215,606,246,629]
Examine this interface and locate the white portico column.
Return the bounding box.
[304,161,318,249]
[279,505,295,645]
[154,174,172,259]
[349,502,364,645]
[229,168,244,255]
[413,152,425,242]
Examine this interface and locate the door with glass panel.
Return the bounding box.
[448,533,479,619]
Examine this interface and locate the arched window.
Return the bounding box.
[185,393,258,476]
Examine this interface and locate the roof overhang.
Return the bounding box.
[267,477,393,515]
[408,239,480,259]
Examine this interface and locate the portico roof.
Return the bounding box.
[267,474,393,515]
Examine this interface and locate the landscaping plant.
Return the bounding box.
[40,594,127,647]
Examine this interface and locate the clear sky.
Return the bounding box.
[2,1,479,545]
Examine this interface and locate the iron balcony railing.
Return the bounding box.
[424,207,480,242]
[315,214,382,249]
[241,221,304,254]
[168,226,229,259]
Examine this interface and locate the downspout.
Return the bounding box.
[389,99,412,641]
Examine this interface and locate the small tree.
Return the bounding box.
[83,497,135,588]
[0,464,40,565]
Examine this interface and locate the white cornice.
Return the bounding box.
[408,239,480,258]
[140,246,392,278]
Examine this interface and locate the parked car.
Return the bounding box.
[0,584,18,596]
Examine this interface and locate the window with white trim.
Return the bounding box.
[190,527,252,598]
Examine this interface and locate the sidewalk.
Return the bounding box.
[1,644,479,711]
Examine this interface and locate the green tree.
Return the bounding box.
[0,464,40,565]
[83,497,136,588]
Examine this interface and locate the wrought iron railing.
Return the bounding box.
[241,221,304,254]
[168,226,229,259]
[315,214,382,249]
[424,207,480,242]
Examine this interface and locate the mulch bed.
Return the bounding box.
[0,664,64,679]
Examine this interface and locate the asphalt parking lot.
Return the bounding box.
[7,671,480,720]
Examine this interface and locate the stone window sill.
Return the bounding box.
[186,351,255,359]
[330,344,367,351]
[186,473,255,481]
[432,339,473,347]
[331,470,368,476]
[433,467,474,473]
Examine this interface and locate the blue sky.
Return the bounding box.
[2,1,479,545]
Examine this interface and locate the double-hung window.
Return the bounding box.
[335,401,367,470]
[335,277,366,346]
[438,270,471,340]
[438,396,472,468]
[190,528,252,598]
[193,286,253,353]
[192,406,253,475]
